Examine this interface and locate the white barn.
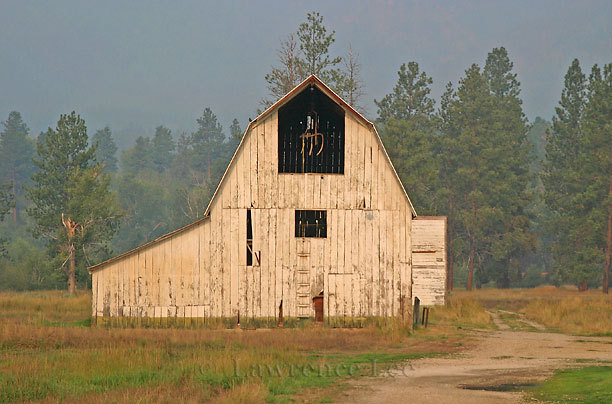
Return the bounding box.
[89,75,446,326]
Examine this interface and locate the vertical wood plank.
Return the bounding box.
[260,209,269,318]
[222,209,231,317]
[269,209,278,318]
[257,123,267,209]
[267,114,279,209]
[337,210,345,271]
[363,126,372,209]
[231,208,240,317]
[250,123,258,208]
[379,210,387,317]
[344,210,352,274]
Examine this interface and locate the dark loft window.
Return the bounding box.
[246,209,253,266]
[295,210,327,238]
[278,85,344,173]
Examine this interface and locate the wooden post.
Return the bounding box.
[278,300,283,328]
[413,297,420,327]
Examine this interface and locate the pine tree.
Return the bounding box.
[229,118,242,141]
[264,12,346,105]
[580,63,612,293]
[376,62,438,213]
[92,126,118,172]
[27,112,120,294]
[375,62,435,124]
[121,136,153,176]
[437,82,458,290]
[482,47,533,288]
[484,47,520,98]
[542,59,596,289]
[192,108,225,183]
[0,111,35,222]
[151,125,175,173]
[439,58,532,290]
[296,12,342,83]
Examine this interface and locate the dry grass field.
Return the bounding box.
[1,287,610,403]
[0,291,467,403]
[451,286,612,336]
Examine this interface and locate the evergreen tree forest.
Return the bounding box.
[0,13,610,293]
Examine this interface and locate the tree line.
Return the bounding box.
[0,12,610,293]
[0,107,240,293]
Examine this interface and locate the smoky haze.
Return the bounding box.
[1,0,611,146]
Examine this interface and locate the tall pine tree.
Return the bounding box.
[264,12,347,105]
[439,54,532,290]
[580,63,612,293]
[27,112,120,294]
[0,111,35,223]
[542,59,596,289]
[376,62,438,213]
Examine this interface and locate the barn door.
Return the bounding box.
[296,239,311,317]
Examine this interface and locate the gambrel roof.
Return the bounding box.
[203,74,416,217]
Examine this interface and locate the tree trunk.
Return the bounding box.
[11,171,17,223]
[467,236,475,291]
[604,173,611,294]
[447,195,454,291]
[207,151,211,183]
[68,244,76,295]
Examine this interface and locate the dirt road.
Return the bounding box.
[338,314,612,403]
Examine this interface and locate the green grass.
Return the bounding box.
[531,366,612,403]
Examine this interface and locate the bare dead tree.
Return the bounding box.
[342,44,366,112]
[262,34,305,108]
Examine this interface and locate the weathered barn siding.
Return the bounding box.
[411,217,447,306]
[90,76,416,325]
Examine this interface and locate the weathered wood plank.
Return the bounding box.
[222,209,231,316]
[269,208,277,318]
[250,122,259,208]
[267,114,279,209]
[379,210,387,317]
[260,209,269,318]
[230,208,240,316]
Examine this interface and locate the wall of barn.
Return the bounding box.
[207,109,412,320]
[91,107,413,323]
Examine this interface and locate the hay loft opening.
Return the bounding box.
[295,210,327,238]
[278,84,345,174]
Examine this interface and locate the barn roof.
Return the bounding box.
[89,75,416,273]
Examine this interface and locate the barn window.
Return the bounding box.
[278,85,344,174]
[246,209,253,266]
[295,210,327,238]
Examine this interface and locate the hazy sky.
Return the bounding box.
[1,0,611,147]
